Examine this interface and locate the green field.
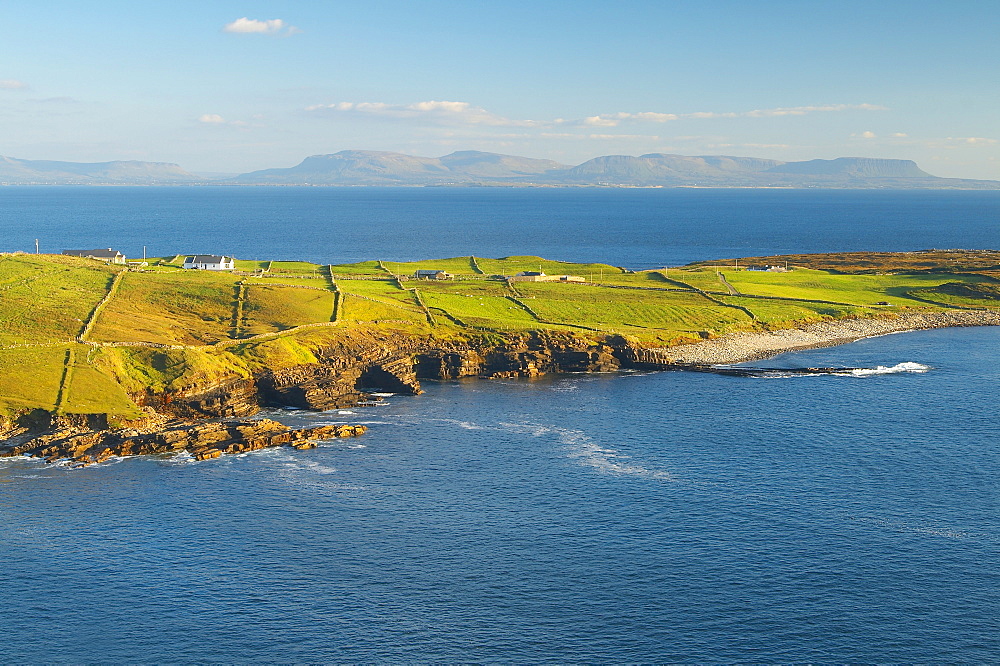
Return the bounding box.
[241,284,336,335]
[89,269,240,345]
[721,268,987,307]
[0,252,996,418]
[0,254,115,344]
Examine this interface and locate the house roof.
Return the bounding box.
[184,255,232,263]
[415,269,448,275]
[62,248,123,259]
[516,271,545,276]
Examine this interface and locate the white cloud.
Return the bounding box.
[947,136,997,145]
[891,132,909,138]
[709,142,794,150]
[0,79,28,90]
[306,100,539,127]
[861,131,877,139]
[223,17,298,35]
[199,114,226,124]
[305,99,887,132]
[586,133,662,141]
[571,103,884,127]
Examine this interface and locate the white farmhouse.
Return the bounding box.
[183,255,235,270]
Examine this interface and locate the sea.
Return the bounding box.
[0,187,998,662]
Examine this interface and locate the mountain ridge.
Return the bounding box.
[0,151,996,188]
[232,150,998,189]
[0,156,202,184]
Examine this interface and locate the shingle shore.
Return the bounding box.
[657,310,1000,365]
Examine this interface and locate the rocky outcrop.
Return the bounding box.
[415,332,623,379]
[1,418,366,467]
[137,332,624,418]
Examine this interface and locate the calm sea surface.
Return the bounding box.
[0,188,998,662]
[1,186,998,266]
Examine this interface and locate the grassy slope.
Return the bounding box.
[2,252,998,418]
[0,254,115,344]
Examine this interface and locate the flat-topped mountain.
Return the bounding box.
[0,156,202,184]
[231,151,999,189]
[766,157,931,178]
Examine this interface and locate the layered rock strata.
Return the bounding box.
[1,418,366,467]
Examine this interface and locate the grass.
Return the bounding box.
[89,270,240,345]
[0,254,114,344]
[62,347,142,417]
[475,255,625,278]
[1,251,998,415]
[907,281,1000,307]
[516,282,753,340]
[327,261,388,276]
[693,249,1000,274]
[241,284,336,335]
[0,346,68,413]
[720,268,986,307]
[245,276,330,289]
[268,260,323,275]
[234,259,270,272]
[382,257,481,276]
[337,279,422,308]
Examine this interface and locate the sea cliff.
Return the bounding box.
[5,310,1000,466]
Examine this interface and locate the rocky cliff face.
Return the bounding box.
[415,332,624,379]
[0,330,646,464]
[143,331,629,419]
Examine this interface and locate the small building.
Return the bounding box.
[746,264,789,273]
[183,255,235,270]
[509,271,548,283]
[414,269,453,280]
[62,248,126,264]
[508,271,585,283]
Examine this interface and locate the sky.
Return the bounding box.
[1,0,998,178]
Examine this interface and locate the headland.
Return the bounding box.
[2,249,998,466]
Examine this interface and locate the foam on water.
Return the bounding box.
[750,361,932,378]
[848,361,930,376]
[501,421,676,481]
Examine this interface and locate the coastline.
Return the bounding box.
[654,310,1000,365]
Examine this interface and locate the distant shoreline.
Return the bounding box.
[655,310,1000,365]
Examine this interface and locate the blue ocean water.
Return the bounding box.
[0,186,998,267]
[0,189,999,662]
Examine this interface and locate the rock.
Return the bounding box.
[8,417,369,464]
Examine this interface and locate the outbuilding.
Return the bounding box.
[414,269,453,280]
[62,248,127,264]
[183,255,235,270]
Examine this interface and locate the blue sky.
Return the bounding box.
[1,0,998,178]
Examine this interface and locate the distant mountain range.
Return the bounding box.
[2,151,998,189]
[0,156,201,184]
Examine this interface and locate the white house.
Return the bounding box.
[183,255,235,270]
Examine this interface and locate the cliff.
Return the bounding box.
[0,328,640,465]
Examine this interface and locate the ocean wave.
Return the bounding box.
[748,361,931,379]
[500,421,675,481]
[848,361,930,376]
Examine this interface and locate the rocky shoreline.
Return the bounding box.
[3,309,998,467]
[1,418,367,467]
[651,310,1000,365]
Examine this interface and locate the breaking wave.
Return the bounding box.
[848,361,930,376]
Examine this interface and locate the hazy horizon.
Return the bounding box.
[1,1,998,179]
